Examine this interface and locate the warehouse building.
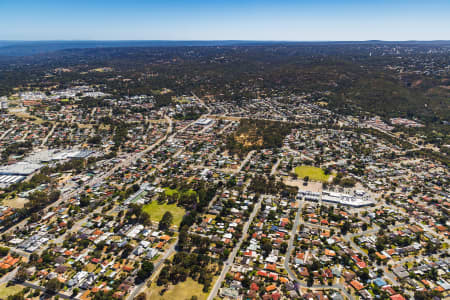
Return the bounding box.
[0,162,43,176]
[0,175,26,188]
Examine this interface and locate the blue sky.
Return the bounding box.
[1,0,449,40]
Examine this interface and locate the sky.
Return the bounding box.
[0,0,449,41]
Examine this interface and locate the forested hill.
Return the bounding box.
[0,40,256,56]
[0,43,448,125]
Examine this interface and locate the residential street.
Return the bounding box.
[207,194,264,300]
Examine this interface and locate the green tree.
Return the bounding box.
[159,211,173,231]
[136,260,154,283]
[0,246,9,257]
[46,278,62,293]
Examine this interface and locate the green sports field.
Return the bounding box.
[294,165,330,182]
[142,201,185,227]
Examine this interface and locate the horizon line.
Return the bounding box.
[1,39,450,42]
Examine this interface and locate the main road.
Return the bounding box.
[3,116,173,235]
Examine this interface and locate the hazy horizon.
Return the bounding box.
[1,39,450,42]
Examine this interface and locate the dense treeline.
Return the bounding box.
[0,189,61,229]
[226,119,294,156]
[0,44,448,126]
[1,141,33,162]
[157,252,214,292]
[248,175,283,194]
[149,179,219,293]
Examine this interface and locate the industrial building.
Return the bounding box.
[0,162,43,176]
[25,149,95,163]
[0,175,26,188]
[0,149,95,188]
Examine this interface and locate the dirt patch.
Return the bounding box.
[3,197,28,209]
[283,177,323,192]
[235,133,263,148]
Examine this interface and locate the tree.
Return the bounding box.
[46,278,62,293]
[261,239,272,257]
[341,221,351,235]
[15,267,28,282]
[362,223,368,231]
[307,273,314,287]
[135,293,146,300]
[414,290,442,300]
[136,260,154,283]
[138,211,151,226]
[357,268,370,283]
[132,184,140,193]
[0,246,9,257]
[88,135,102,145]
[121,243,134,258]
[79,193,90,207]
[280,242,288,254]
[157,266,170,286]
[29,252,39,263]
[7,295,24,300]
[72,288,80,297]
[159,211,173,231]
[49,190,61,202]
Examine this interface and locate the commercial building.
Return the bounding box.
[297,189,374,207]
[321,191,374,207]
[195,118,213,126]
[0,162,43,176]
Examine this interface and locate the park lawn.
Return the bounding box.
[142,201,185,226]
[294,165,330,182]
[0,283,23,298]
[147,278,208,300]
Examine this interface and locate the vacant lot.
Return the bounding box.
[146,278,208,300]
[0,283,23,298]
[142,201,185,226]
[3,196,28,208]
[294,166,330,182]
[284,178,323,192]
